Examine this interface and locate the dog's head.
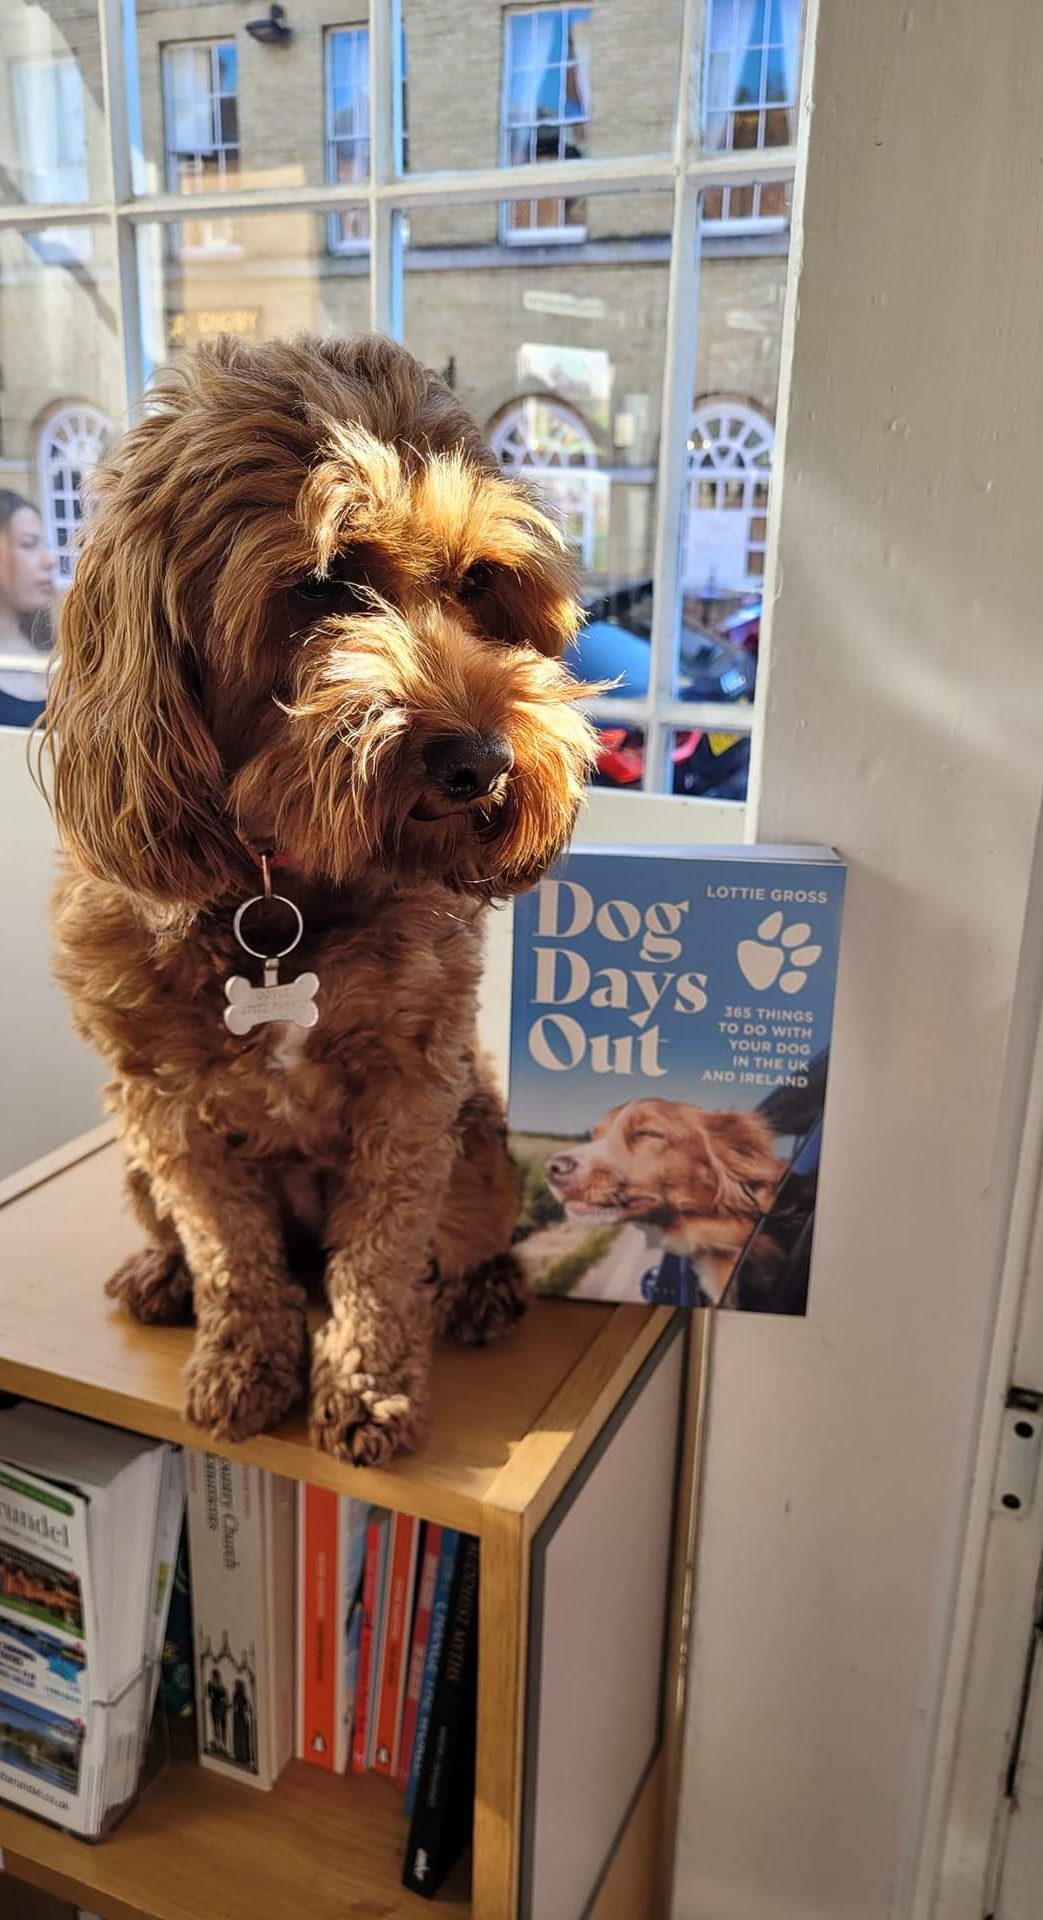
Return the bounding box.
[545,1098,781,1227]
[43,333,599,907]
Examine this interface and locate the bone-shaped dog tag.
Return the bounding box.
[224,959,320,1035]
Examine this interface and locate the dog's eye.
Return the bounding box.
[457,562,496,604]
[294,573,349,604]
[631,1128,665,1143]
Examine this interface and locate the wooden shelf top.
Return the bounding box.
[0,1751,469,1920]
[0,1133,669,1532]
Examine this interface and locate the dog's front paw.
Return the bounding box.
[309,1321,426,1465]
[184,1310,307,1442]
[106,1248,194,1326]
[435,1251,528,1347]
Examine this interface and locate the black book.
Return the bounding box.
[401,1533,479,1899]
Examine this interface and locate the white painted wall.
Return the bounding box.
[673,2,1043,1917]
[0,727,104,1177]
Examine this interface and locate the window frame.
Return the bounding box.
[324,24,372,257]
[499,4,593,247]
[37,403,114,587]
[160,37,241,261]
[0,0,805,795]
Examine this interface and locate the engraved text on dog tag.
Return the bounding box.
[224,958,320,1035]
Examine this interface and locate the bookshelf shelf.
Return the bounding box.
[0,1132,696,1920]
[0,1751,469,1919]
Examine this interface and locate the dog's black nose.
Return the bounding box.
[547,1154,577,1182]
[423,732,514,802]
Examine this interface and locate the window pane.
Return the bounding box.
[403,192,672,708]
[0,226,121,723]
[401,0,681,173]
[137,212,370,370]
[2,8,107,206]
[701,0,803,202]
[135,9,370,197]
[670,725,751,800]
[684,188,791,646]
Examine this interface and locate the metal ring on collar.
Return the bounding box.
[232,892,305,962]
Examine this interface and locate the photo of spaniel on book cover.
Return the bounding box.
[508,845,846,1314]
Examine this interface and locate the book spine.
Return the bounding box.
[267,1472,296,1783]
[186,1451,276,1791]
[396,1523,441,1792]
[297,1483,338,1770]
[401,1534,480,1898]
[405,1529,459,1817]
[373,1514,418,1778]
[144,1447,186,1724]
[364,1516,392,1771]
[340,1499,370,1767]
[351,1515,384,1774]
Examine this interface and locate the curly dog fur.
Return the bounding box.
[42,332,598,1463]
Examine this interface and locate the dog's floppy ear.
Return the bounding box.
[703,1110,780,1213]
[42,440,237,908]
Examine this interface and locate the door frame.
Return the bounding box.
[913,804,1043,1919]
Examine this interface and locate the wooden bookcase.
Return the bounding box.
[0,1131,700,1920]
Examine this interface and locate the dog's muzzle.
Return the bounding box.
[412,730,514,821]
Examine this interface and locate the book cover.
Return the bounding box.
[364,1511,394,1771]
[352,1510,390,1774]
[340,1499,369,1760]
[186,1452,295,1792]
[406,1529,459,1818]
[372,1514,419,1778]
[396,1523,441,1793]
[297,1483,338,1770]
[509,844,847,1314]
[401,1534,480,1899]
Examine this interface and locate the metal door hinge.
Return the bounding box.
[994,1388,1043,1519]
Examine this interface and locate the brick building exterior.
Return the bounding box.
[0,0,791,599]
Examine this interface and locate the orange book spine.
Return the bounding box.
[372,1514,417,1778]
[299,1483,338,1770]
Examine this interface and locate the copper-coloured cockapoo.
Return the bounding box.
[44,334,597,1464]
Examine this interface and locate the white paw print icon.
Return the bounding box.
[737,912,823,995]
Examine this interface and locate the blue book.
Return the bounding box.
[508,844,846,1315]
[405,1528,460,1817]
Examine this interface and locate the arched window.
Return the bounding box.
[489,397,602,571]
[684,401,774,596]
[38,404,114,583]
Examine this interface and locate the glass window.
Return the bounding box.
[162,41,241,256]
[405,190,671,715]
[1,9,106,210]
[0,224,121,725]
[502,6,592,241]
[684,401,774,593]
[326,27,371,252]
[38,405,115,586]
[702,0,801,224]
[138,212,371,374]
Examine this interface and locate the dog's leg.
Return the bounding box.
[145,1152,308,1441]
[310,1089,461,1465]
[430,1077,527,1347]
[106,1167,194,1326]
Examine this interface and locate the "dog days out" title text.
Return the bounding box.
[525,879,706,1076]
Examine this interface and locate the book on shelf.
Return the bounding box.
[401,1533,480,1899]
[509,843,847,1314]
[396,1523,442,1794]
[185,1452,295,1792]
[372,1513,420,1780]
[0,1401,182,1837]
[351,1508,390,1775]
[405,1529,460,1818]
[296,1485,368,1773]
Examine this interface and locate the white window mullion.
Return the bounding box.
[643,0,705,791]
[368,0,403,339]
[97,0,143,416]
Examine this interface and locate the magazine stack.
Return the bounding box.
[0,1403,183,1838]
